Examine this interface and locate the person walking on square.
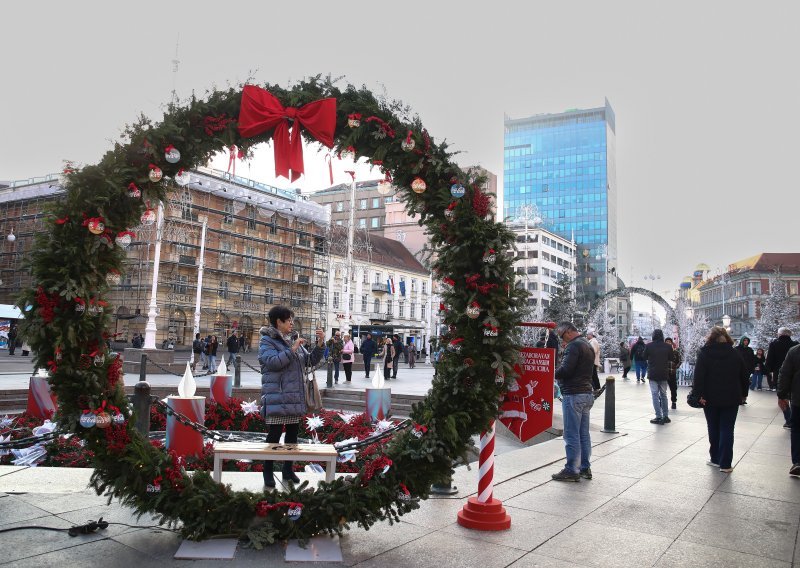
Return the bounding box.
[632,336,648,382]
[691,326,749,473]
[645,329,673,424]
[226,329,240,367]
[552,321,595,482]
[360,333,377,379]
[735,337,756,396]
[778,343,800,476]
[665,337,682,409]
[619,341,631,379]
[408,340,417,368]
[7,325,17,355]
[391,334,403,379]
[752,348,767,390]
[207,335,219,373]
[586,331,601,392]
[326,331,344,384]
[383,337,395,381]
[259,306,325,488]
[341,333,354,383]
[767,328,798,427]
[191,333,204,371]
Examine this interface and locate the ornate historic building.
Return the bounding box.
[0,167,330,349]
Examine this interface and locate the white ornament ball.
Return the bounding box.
[401,138,415,152]
[141,209,156,225]
[165,147,181,164]
[377,180,393,195]
[149,167,163,183]
[115,234,132,248]
[411,177,427,194]
[79,413,97,428]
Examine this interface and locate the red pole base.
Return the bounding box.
[456,497,511,531]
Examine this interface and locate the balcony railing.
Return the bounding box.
[371,283,389,293]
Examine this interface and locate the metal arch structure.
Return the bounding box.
[588,286,678,331]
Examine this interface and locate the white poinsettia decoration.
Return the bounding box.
[0,415,13,429]
[0,434,10,457]
[305,415,324,431]
[374,420,393,433]
[338,413,358,424]
[334,437,359,462]
[32,420,57,437]
[240,400,260,415]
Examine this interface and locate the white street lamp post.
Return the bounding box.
[144,202,165,350]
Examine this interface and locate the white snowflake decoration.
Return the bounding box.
[240,400,260,415]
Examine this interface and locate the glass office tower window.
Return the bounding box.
[504,101,616,302]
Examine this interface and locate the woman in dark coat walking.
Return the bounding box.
[691,326,749,473]
[259,305,324,488]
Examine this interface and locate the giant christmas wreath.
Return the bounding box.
[17,76,526,544]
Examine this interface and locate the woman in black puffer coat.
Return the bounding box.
[691,326,749,473]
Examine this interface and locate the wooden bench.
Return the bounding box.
[212,442,338,483]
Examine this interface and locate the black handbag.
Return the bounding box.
[687,390,703,408]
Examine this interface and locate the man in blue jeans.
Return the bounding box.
[552,321,596,482]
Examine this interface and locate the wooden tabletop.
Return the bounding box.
[214,442,338,457]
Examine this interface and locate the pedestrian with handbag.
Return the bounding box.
[341,333,354,383]
[690,326,749,473]
[383,337,395,381]
[259,306,324,488]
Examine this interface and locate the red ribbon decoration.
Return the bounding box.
[345,170,356,182]
[238,85,337,182]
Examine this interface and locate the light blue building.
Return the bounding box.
[504,100,617,304]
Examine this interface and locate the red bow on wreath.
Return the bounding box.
[238,85,336,182]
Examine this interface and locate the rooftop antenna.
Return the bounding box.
[171,34,181,104]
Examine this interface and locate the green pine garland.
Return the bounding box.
[16,75,526,542]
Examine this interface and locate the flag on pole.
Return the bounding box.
[399,280,406,296]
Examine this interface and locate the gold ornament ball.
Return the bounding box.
[149,167,163,183]
[88,221,104,235]
[411,177,427,194]
[347,118,360,128]
[466,305,480,319]
[95,412,112,429]
[401,138,415,152]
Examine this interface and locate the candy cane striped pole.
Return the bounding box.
[477,422,495,503]
[457,418,510,530]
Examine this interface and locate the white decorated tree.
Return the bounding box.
[586,303,619,361]
[753,271,800,348]
[674,296,710,365]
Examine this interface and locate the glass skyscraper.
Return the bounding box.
[504,100,617,305]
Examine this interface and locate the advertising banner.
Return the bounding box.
[499,347,555,443]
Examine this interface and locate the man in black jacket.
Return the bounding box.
[767,327,798,426]
[644,329,673,424]
[552,321,595,482]
[778,343,800,476]
[665,338,682,409]
[226,330,240,366]
[632,337,648,382]
[360,334,377,379]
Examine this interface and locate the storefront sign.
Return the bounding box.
[234,301,261,311]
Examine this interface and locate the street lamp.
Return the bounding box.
[644,273,661,329]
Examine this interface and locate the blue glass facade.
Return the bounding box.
[504,100,617,304]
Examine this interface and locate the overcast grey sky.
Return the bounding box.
[1,1,798,303]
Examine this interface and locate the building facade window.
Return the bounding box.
[361,295,368,312]
[372,197,380,208]
[371,217,380,228]
[386,299,392,315]
[399,301,405,318]
[218,280,229,299]
[223,200,234,224]
[373,298,380,313]
[265,287,274,304]
[422,281,427,294]
[359,199,367,210]
[243,284,252,301]
[336,202,344,212]
[333,291,340,310]
[410,302,415,318]
[421,303,426,319]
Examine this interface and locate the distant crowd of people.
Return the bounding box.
[551,322,800,481]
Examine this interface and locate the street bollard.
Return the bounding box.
[234,354,241,388]
[133,380,152,437]
[326,359,334,388]
[601,377,618,433]
[139,353,147,383]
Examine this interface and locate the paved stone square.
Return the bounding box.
[1,375,799,566]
